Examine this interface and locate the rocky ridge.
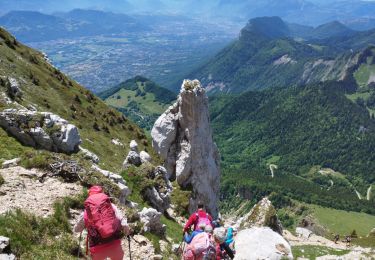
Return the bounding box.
[151,79,220,217]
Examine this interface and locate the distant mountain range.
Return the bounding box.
[187,16,375,93]
[0,10,147,42]
[2,0,375,30]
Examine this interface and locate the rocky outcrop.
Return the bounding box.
[139,207,166,235]
[1,158,20,169]
[79,147,99,164]
[6,77,22,99]
[234,227,293,260]
[140,151,151,163]
[0,109,81,153]
[91,164,130,204]
[236,197,283,235]
[0,236,15,260]
[151,80,220,217]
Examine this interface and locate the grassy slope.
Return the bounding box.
[0,27,157,171]
[0,28,183,257]
[101,77,176,131]
[311,205,375,236]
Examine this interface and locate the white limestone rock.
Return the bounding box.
[296,227,313,239]
[79,147,99,164]
[130,140,138,152]
[6,77,22,99]
[235,197,283,235]
[139,207,166,235]
[0,236,9,253]
[140,151,151,163]
[0,254,15,260]
[234,227,293,260]
[123,151,142,169]
[111,138,124,146]
[151,79,220,217]
[0,109,81,153]
[1,158,21,169]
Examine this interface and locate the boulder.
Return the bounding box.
[0,254,15,260]
[111,138,124,146]
[144,186,170,213]
[6,77,22,99]
[123,151,142,169]
[91,164,131,204]
[296,227,313,239]
[0,236,9,253]
[151,80,220,217]
[130,140,138,152]
[79,147,99,164]
[139,207,166,235]
[236,197,283,235]
[1,158,20,169]
[234,227,293,260]
[0,109,81,153]
[140,151,151,163]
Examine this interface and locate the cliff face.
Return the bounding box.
[151,79,220,217]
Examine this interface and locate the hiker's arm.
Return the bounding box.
[112,204,130,235]
[183,214,197,232]
[74,213,85,233]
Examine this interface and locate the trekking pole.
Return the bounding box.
[127,235,132,260]
[77,231,83,259]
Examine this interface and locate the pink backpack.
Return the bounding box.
[183,232,216,260]
[84,193,122,246]
[195,212,212,231]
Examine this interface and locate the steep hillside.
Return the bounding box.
[0,27,184,258]
[99,76,176,131]
[188,17,375,94]
[0,27,153,169]
[212,72,375,214]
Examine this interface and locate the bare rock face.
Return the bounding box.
[234,227,293,260]
[236,197,283,235]
[139,207,166,236]
[0,109,81,153]
[151,79,220,217]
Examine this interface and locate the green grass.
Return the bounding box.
[0,192,86,259]
[105,82,172,115]
[292,245,350,259]
[161,216,183,244]
[354,63,375,88]
[311,205,375,236]
[0,27,157,173]
[0,128,33,162]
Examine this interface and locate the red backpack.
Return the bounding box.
[195,212,212,231]
[84,193,122,246]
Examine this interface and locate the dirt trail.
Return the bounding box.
[0,166,82,216]
[269,164,278,178]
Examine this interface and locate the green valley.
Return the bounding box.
[99,76,176,131]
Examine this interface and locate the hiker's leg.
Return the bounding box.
[108,242,124,260]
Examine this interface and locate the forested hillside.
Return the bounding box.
[211,62,375,214]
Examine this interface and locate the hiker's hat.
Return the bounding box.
[89,185,103,196]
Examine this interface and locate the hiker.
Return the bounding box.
[345,235,352,247]
[74,186,130,260]
[183,225,217,260]
[183,203,213,233]
[225,227,236,251]
[334,234,340,244]
[213,227,235,260]
[184,223,206,243]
